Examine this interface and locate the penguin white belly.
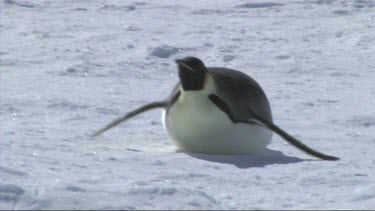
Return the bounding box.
[162,90,273,155]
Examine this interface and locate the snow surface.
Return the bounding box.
[1,0,375,209]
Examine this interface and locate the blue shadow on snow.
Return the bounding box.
[185,148,308,169]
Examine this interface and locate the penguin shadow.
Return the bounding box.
[185,148,309,169]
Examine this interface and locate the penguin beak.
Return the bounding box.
[175,59,195,72]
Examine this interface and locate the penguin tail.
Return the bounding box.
[91,101,168,137]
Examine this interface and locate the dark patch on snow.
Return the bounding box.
[236,2,284,9]
[180,47,199,52]
[65,67,78,73]
[191,9,238,15]
[126,148,142,152]
[150,120,161,125]
[314,0,335,5]
[108,157,117,161]
[222,55,235,62]
[101,4,136,11]
[317,99,338,104]
[68,114,87,121]
[47,100,90,111]
[353,4,365,9]
[330,72,344,77]
[65,185,86,192]
[0,103,21,113]
[127,26,141,31]
[276,55,291,60]
[133,2,147,6]
[0,166,28,176]
[150,45,180,58]
[352,0,375,9]
[203,43,214,48]
[347,116,375,128]
[60,61,104,77]
[191,9,224,15]
[61,67,89,77]
[333,10,350,15]
[302,102,315,107]
[335,31,344,37]
[72,7,88,11]
[0,184,25,201]
[4,0,39,8]
[287,67,301,73]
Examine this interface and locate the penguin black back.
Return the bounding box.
[208,67,273,123]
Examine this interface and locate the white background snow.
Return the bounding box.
[1,0,375,209]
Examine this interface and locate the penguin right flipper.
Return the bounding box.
[248,112,340,161]
[91,101,167,137]
[209,94,339,161]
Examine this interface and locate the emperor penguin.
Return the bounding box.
[92,57,339,161]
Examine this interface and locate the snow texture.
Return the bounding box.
[1,0,375,209]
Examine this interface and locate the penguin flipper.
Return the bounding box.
[91,101,167,137]
[209,94,339,161]
[248,112,339,161]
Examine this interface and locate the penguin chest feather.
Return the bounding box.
[162,78,272,155]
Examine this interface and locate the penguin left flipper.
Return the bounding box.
[92,84,181,138]
[91,101,167,137]
[208,94,340,161]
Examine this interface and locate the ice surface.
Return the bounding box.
[1,0,375,209]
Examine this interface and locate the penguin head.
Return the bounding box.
[176,57,208,91]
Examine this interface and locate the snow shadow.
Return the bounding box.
[185,148,305,169]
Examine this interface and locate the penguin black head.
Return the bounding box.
[176,57,207,91]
